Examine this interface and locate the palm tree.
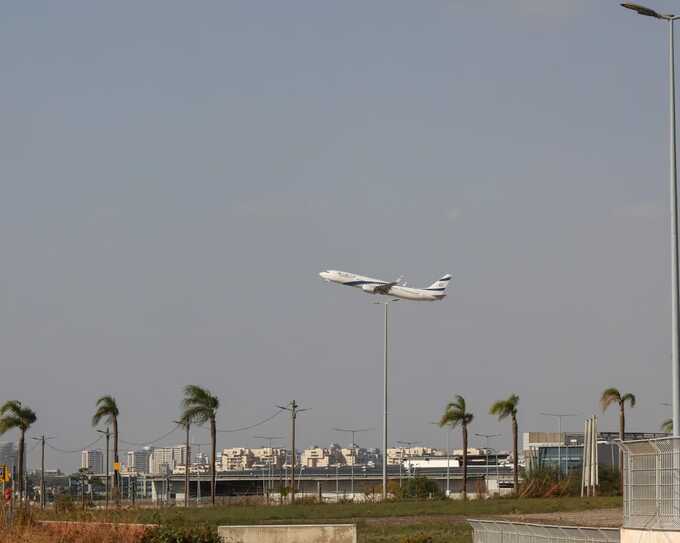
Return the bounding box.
[490,394,519,492]
[662,419,673,434]
[0,401,37,505]
[440,395,474,499]
[601,388,636,493]
[181,385,219,505]
[91,395,120,504]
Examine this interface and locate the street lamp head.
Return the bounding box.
[621,3,668,19]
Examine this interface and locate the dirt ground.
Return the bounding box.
[358,507,623,529]
[497,508,623,528]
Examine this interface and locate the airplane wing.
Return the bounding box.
[373,276,403,294]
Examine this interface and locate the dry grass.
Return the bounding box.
[0,523,144,542]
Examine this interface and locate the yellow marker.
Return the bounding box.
[113,462,121,472]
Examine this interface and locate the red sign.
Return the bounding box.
[3,488,11,503]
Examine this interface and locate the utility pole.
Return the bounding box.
[30,435,54,509]
[540,413,577,479]
[333,427,373,500]
[278,401,308,504]
[96,427,110,509]
[174,420,191,508]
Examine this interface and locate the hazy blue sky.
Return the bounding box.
[1,0,674,471]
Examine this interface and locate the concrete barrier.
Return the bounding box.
[218,524,357,543]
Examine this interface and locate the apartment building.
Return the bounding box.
[81,449,104,474]
[126,447,153,474]
[149,446,187,474]
[221,448,255,471]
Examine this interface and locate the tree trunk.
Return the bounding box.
[185,423,190,508]
[512,415,519,493]
[462,424,468,499]
[619,404,625,495]
[17,430,25,506]
[113,417,119,505]
[210,416,216,505]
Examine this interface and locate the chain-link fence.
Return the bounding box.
[468,520,620,543]
[618,437,680,530]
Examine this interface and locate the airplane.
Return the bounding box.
[319,270,451,301]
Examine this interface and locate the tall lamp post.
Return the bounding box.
[374,299,399,499]
[622,3,680,436]
[475,433,501,492]
[431,422,453,497]
[540,413,577,478]
[333,427,373,499]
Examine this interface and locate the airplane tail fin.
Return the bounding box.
[425,274,452,294]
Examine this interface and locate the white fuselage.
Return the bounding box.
[319,270,446,301]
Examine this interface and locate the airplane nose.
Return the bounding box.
[319,271,330,281]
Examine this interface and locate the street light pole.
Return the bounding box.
[96,428,110,509]
[540,413,577,478]
[475,433,501,493]
[374,299,399,499]
[396,440,421,485]
[622,2,680,437]
[254,435,283,500]
[333,427,373,500]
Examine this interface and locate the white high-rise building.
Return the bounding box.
[149,446,187,474]
[81,449,104,474]
[127,447,153,474]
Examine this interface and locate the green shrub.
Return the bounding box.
[397,477,445,500]
[400,534,434,543]
[140,525,221,543]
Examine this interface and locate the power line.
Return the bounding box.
[195,411,283,433]
[46,435,103,454]
[119,425,180,446]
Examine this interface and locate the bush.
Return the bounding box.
[400,534,434,543]
[397,477,445,500]
[519,465,621,498]
[54,494,77,514]
[140,526,221,543]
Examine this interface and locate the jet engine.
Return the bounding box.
[361,284,378,293]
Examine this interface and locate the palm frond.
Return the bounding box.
[440,395,473,428]
[0,415,23,435]
[182,385,219,413]
[0,401,36,434]
[490,400,510,420]
[661,418,673,433]
[180,405,211,426]
[600,388,621,411]
[92,396,118,427]
[0,401,22,417]
[622,393,636,408]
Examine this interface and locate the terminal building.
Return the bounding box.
[523,431,668,474]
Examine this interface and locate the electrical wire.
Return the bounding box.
[198,411,282,433]
[46,435,103,454]
[119,425,180,447]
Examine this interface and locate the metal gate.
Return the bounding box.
[618,437,680,530]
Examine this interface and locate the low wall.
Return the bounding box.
[218,524,357,543]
